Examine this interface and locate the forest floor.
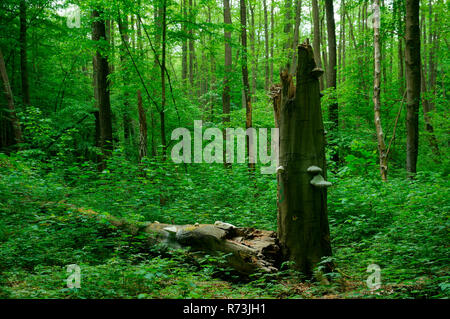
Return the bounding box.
[0,153,448,299]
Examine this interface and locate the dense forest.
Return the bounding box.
[0,0,448,299]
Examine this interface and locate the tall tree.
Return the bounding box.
[181,0,188,83]
[92,9,113,168]
[0,48,22,145]
[324,0,339,164]
[118,15,133,150]
[222,0,232,165]
[270,0,275,84]
[19,0,30,105]
[160,0,168,159]
[405,0,420,176]
[373,0,388,181]
[312,0,324,90]
[240,0,253,171]
[289,0,302,75]
[137,90,147,160]
[263,0,270,90]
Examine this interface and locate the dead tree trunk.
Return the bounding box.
[276,41,332,275]
[43,201,280,275]
[373,0,388,181]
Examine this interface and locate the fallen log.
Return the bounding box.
[41,202,281,275]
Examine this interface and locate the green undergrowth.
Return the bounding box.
[0,153,448,298]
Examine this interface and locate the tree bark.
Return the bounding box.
[137,90,148,160]
[92,9,113,169]
[181,0,188,83]
[240,0,254,171]
[0,49,22,145]
[188,0,195,88]
[118,15,133,149]
[19,0,30,105]
[222,0,232,166]
[324,0,339,164]
[276,42,332,275]
[270,1,275,84]
[160,0,167,160]
[312,0,323,91]
[289,0,302,75]
[373,0,388,181]
[263,0,270,90]
[405,0,420,176]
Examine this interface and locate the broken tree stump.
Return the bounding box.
[274,41,333,275]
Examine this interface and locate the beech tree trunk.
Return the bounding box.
[325,0,339,164]
[92,9,113,169]
[239,0,254,171]
[160,0,167,159]
[188,0,195,88]
[405,0,420,176]
[118,15,133,149]
[181,0,188,83]
[373,0,388,181]
[289,0,302,75]
[19,0,30,105]
[137,90,148,160]
[276,42,332,275]
[0,49,22,145]
[222,0,232,166]
[312,0,324,91]
[263,0,270,90]
[270,1,274,84]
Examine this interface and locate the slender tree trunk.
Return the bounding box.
[320,14,328,88]
[240,0,253,171]
[270,1,275,84]
[270,1,275,83]
[188,0,195,88]
[19,0,30,105]
[118,16,133,149]
[405,0,420,176]
[249,3,256,97]
[263,0,270,90]
[277,42,332,275]
[92,9,113,169]
[160,0,167,159]
[182,0,188,83]
[137,90,148,160]
[0,49,22,145]
[312,0,323,91]
[373,0,388,181]
[222,0,232,166]
[289,0,302,75]
[324,0,339,164]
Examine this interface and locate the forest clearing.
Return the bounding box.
[0,0,449,301]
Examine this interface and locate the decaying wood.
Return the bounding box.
[41,202,280,275]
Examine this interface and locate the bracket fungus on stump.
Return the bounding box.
[274,40,333,275]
